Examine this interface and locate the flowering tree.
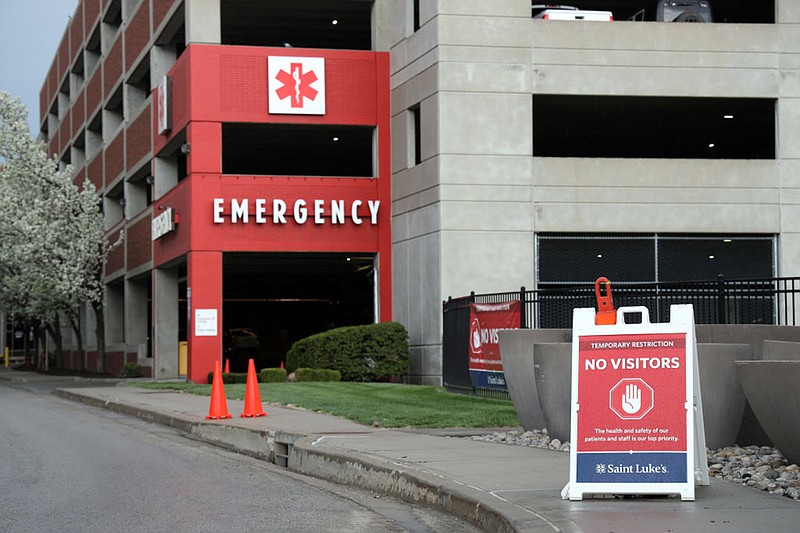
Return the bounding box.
[0,92,118,371]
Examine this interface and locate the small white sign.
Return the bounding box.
[194,309,218,337]
[157,76,171,134]
[268,56,325,115]
[151,207,175,241]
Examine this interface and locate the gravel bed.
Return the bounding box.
[466,429,800,501]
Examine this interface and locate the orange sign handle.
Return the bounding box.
[594,277,616,325]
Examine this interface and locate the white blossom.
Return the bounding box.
[0,92,118,354]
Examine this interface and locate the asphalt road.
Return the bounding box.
[0,377,481,533]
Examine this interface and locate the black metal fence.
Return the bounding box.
[442,276,800,395]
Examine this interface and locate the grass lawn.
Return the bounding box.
[133,381,519,429]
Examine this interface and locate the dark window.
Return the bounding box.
[538,234,655,284]
[223,123,374,177]
[411,105,421,166]
[534,95,775,159]
[537,233,775,286]
[221,0,372,50]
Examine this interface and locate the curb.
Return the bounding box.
[52,388,525,532]
[290,436,518,533]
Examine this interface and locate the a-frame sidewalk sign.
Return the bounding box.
[562,279,709,501]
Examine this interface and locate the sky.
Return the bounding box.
[0,1,80,135]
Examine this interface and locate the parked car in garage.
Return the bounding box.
[656,1,713,22]
[224,327,261,372]
[532,4,613,21]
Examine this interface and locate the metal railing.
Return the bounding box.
[442,276,800,394]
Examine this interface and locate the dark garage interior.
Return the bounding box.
[221,252,376,372]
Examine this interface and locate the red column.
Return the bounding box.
[376,52,392,322]
[187,251,223,383]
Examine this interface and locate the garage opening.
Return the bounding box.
[221,0,373,50]
[536,233,775,286]
[223,123,374,177]
[222,252,376,372]
[533,1,775,23]
[533,96,775,159]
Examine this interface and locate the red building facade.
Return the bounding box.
[40,1,391,382]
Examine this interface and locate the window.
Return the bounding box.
[222,123,374,177]
[537,233,775,286]
[221,0,372,50]
[410,105,421,166]
[534,96,775,159]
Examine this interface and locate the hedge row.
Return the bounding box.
[286,322,409,382]
[260,367,287,383]
[205,367,338,383]
[294,368,341,382]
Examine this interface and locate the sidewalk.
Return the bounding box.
[3,369,800,532]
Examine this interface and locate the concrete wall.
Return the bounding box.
[391,0,800,384]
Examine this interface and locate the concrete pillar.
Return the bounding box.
[125,276,149,362]
[187,251,223,383]
[185,0,221,45]
[153,267,179,379]
[150,44,177,92]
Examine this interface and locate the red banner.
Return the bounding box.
[468,301,520,389]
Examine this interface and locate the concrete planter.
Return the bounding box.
[498,329,570,432]
[531,343,572,442]
[499,328,761,448]
[736,361,800,465]
[696,343,752,449]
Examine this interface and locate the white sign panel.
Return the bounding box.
[194,309,218,337]
[151,207,175,240]
[562,304,709,502]
[268,56,326,115]
[157,76,171,134]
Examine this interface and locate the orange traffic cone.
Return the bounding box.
[241,358,266,418]
[206,360,232,420]
[224,358,230,374]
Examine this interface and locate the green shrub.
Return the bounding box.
[286,322,409,382]
[207,372,248,384]
[121,362,143,378]
[294,368,342,382]
[260,367,287,383]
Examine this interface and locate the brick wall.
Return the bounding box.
[86,67,103,119]
[126,104,152,171]
[126,216,153,269]
[105,130,125,184]
[104,36,123,98]
[72,89,86,139]
[125,1,151,71]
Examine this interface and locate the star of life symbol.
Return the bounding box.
[268,56,326,115]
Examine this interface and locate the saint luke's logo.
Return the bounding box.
[268,56,326,115]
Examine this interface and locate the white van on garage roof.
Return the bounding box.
[532,4,614,21]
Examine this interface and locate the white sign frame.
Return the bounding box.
[268,56,326,115]
[562,304,708,501]
[151,207,175,241]
[157,75,172,135]
[194,309,218,337]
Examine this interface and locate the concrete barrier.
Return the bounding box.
[697,343,753,449]
[531,343,572,442]
[500,327,766,448]
[736,361,800,464]
[762,340,800,361]
[498,329,570,431]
